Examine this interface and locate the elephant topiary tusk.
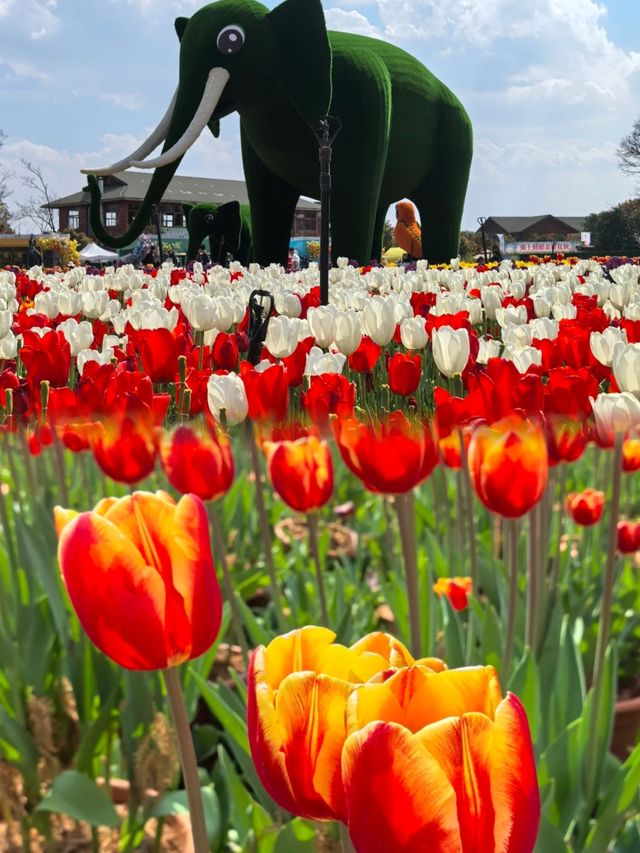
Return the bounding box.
[131,68,230,170]
[80,89,178,176]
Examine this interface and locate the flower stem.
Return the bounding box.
[394,490,422,657]
[244,421,285,631]
[502,518,519,679]
[525,504,540,651]
[307,513,329,627]
[163,667,208,853]
[208,504,250,669]
[458,432,479,664]
[592,433,624,690]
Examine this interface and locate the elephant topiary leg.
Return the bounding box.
[241,126,300,267]
[409,106,473,264]
[369,205,388,263]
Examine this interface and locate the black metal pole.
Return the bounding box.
[312,117,341,306]
[154,204,164,264]
[477,216,488,262]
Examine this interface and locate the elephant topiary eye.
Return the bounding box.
[217,24,245,55]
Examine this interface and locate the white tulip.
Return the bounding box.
[481,287,503,320]
[590,392,640,442]
[362,295,395,346]
[623,303,640,321]
[274,290,302,318]
[590,327,627,367]
[58,318,94,356]
[503,325,533,349]
[58,290,83,317]
[552,303,577,321]
[81,291,109,319]
[602,301,622,322]
[532,295,552,318]
[333,311,363,356]
[431,326,470,377]
[307,305,337,348]
[529,318,559,341]
[503,345,542,374]
[0,331,17,359]
[612,342,640,395]
[477,337,501,364]
[304,346,346,375]
[77,348,114,375]
[0,310,11,339]
[264,315,299,359]
[183,293,217,331]
[495,305,527,327]
[400,316,428,350]
[207,373,248,425]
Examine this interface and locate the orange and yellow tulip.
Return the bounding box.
[263,433,333,512]
[55,491,222,671]
[468,415,548,518]
[247,627,444,822]
[342,665,540,852]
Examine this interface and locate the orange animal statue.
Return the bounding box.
[394,201,422,259]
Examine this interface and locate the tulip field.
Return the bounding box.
[1,255,640,852]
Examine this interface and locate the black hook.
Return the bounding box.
[247,289,274,365]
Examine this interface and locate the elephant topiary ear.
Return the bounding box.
[175,17,189,41]
[216,201,242,252]
[266,0,332,126]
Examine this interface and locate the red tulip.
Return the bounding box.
[348,336,381,373]
[468,415,548,518]
[302,373,356,425]
[138,327,180,384]
[240,363,289,423]
[387,352,421,396]
[20,330,70,389]
[159,424,234,502]
[617,521,640,554]
[54,491,222,670]
[90,397,157,484]
[212,332,239,371]
[566,489,605,526]
[334,411,438,494]
[433,576,472,610]
[264,434,333,512]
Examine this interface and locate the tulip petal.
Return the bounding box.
[342,721,461,852]
[417,714,495,853]
[58,512,168,669]
[53,506,78,537]
[274,672,353,820]
[262,627,337,689]
[490,694,540,853]
[404,666,502,732]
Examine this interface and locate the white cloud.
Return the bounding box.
[2,59,50,82]
[324,8,382,37]
[375,0,640,104]
[0,0,59,38]
[99,93,144,112]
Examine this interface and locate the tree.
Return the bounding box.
[618,117,640,179]
[584,199,640,257]
[382,220,394,250]
[0,131,13,233]
[15,159,57,233]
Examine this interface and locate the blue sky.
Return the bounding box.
[1,0,639,232]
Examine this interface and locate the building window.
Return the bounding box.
[162,214,174,228]
[105,211,118,227]
[68,210,80,229]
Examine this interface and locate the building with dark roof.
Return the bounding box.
[478,215,586,240]
[45,170,321,244]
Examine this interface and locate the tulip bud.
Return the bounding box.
[477,337,501,364]
[207,373,249,425]
[307,305,338,348]
[264,315,299,359]
[431,326,470,378]
[304,346,346,376]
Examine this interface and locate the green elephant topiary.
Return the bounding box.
[82,0,472,265]
[184,200,252,264]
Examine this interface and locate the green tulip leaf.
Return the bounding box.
[150,785,221,849]
[35,770,118,828]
